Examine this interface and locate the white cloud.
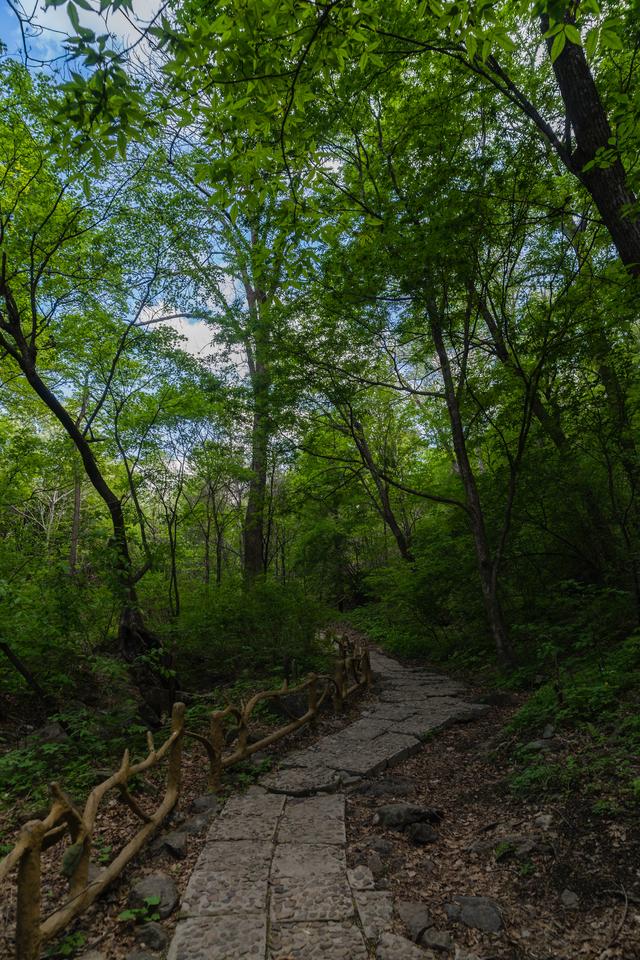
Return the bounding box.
[166,316,214,357]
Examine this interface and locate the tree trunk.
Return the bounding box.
[541,11,640,275]
[477,295,617,573]
[243,286,271,581]
[348,416,414,561]
[429,309,515,668]
[12,355,169,702]
[69,472,82,575]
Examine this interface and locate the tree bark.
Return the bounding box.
[347,414,414,561]
[0,313,167,698]
[429,308,515,667]
[541,11,640,275]
[477,294,617,573]
[243,286,271,580]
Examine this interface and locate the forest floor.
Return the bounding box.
[1,648,639,960]
[347,699,640,959]
[0,687,372,960]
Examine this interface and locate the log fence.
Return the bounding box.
[0,633,371,959]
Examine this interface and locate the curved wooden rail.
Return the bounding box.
[0,634,372,959]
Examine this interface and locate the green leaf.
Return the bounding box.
[67,1,80,30]
[564,24,581,46]
[585,26,599,58]
[550,30,566,62]
[601,28,623,51]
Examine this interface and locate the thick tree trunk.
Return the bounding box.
[243,285,271,581]
[429,310,515,668]
[244,403,269,578]
[542,12,640,275]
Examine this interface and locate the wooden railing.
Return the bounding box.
[0,634,371,960]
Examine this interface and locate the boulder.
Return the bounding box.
[366,851,385,878]
[135,921,168,951]
[181,813,209,835]
[377,932,438,960]
[421,928,453,952]
[189,793,220,816]
[29,721,68,745]
[363,836,394,856]
[445,895,503,932]
[405,822,438,845]
[356,777,418,798]
[152,830,187,859]
[396,900,433,942]
[374,803,442,830]
[129,873,178,919]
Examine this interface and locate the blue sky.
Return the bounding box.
[0,0,158,64]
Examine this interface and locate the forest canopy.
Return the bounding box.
[0,0,639,806]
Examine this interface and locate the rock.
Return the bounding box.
[356,776,418,798]
[349,865,376,890]
[481,691,518,707]
[135,921,168,951]
[454,949,480,960]
[524,739,561,753]
[29,721,68,744]
[366,851,385,878]
[396,900,433,942]
[126,952,156,960]
[180,813,209,835]
[405,822,438,845]
[152,830,187,859]
[129,874,178,919]
[561,888,579,910]
[377,932,438,960]
[542,723,555,739]
[78,953,107,960]
[469,833,551,860]
[420,928,453,952]
[445,895,503,932]
[374,803,443,830]
[534,812,554,831]
[363,836,394,856]
[189,793,219,816]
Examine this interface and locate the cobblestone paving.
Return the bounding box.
[168,650,488,960]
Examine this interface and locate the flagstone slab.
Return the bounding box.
[269,921,369,960]
[168,645,488,960]
[168,915,266,960]
[278,794,346,845]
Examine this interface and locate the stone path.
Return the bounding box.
[168,649,488,960]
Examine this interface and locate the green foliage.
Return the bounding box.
[117,895,161,924]
[44,931,87,958]
[172,580,330,686]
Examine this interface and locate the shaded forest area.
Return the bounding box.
[1,0,639,837]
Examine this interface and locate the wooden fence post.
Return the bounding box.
[364,647,373,685]
[167,702,185,798]
[307,674,318,720]
[333,659,345,712]
[16,822,44,960]
[208,711,225,791]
